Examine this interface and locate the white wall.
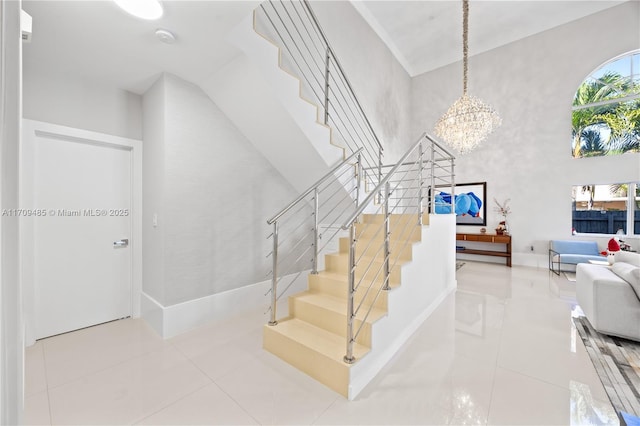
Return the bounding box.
[309,1,413,163]
[0,1,24,423]
[142,77,166,305]
[411,1,640,266]
[22,68,142,140]
[143,73,300,307]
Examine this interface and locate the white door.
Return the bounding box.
[31,131,132,339]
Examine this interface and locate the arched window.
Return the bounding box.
[572,50,639,158]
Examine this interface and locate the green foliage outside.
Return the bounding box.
[572,72,640,158]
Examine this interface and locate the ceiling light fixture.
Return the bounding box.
[155,28,176,44]
[434,0,501,154]
[114,0,163,20]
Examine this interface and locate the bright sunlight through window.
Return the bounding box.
[572,51,640,158]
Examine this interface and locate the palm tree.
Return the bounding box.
[581,185,595,210]
[578,127,606,157]
[609,184,627,197]
[600,100,640,154]
[572,72,636,158]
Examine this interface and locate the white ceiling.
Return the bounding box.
[352,0,628,76]
[22,0,260,94]
[22,0,630,94]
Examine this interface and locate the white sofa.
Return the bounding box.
[576,251,640,341]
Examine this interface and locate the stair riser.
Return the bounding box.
[354,223,421,242]
[308,275,388,310]
[325,255,402,283]
[362,213,429,227]
[263,325,350,397]
[289,297,373,346]
[338,237,413,261]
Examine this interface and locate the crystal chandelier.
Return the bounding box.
[435,0,501,154]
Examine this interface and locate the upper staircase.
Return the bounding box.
[204,0,382,194]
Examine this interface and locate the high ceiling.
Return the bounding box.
[353,1,628,76]
[21,1,629,94]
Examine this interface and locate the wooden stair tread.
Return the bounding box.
[354,228,421,241]
[294,291,387,322]
[267,317,370,360]
[312,270,401,290]
[326,251,411,267]
[362,213,428,221]
[338,236,417,245]
[314,271,348,282]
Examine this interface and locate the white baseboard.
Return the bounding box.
[512,252,549,269]
[141,272,309,339]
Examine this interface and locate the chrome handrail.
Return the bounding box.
[342,133,456,363]
[267,148,363,225]
[266,151,363,325]
[256,1,457,365]
[255,0,383,176]
[341,133,427,230]
[301,0,382,151]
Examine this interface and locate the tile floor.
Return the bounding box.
[24,261,620,425]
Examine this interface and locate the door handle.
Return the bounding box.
[113,239,129,248]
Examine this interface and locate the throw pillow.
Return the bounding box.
[611,262,640,301]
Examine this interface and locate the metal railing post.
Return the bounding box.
[324,48,330,125]
[383,181,391,291]
[312,187,319,274]
[344,223,356,364]
[450,158,455,215]
[378,149,383,203]
[269,221,279,326]
[430,142,436,214]
[418,141,424,226]
[355,153,362,211]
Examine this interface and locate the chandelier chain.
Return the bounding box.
[462,0,468,95]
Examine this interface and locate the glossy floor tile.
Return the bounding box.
[24,261,620,425]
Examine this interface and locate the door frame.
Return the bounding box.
[21,119,142,346]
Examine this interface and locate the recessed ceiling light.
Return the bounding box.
[114,0,163,20]
[155,29,176,44]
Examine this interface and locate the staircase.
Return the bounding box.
[263,213,425,397]
[207,0,458,399]
[263,133,457,400]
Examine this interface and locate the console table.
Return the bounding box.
[456,233,512,267]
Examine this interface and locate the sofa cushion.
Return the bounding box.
[554,253,604,265]
[617,251,640,267]
[551,240,599,255]
[611,262,640,300]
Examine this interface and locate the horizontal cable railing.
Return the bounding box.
[254,0,457,366]
[255,0,383,176]
[266,149,363,325]
[341,133,455,363]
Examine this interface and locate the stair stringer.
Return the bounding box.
[202,13,344,193]
[230,11,376,210]
[346,213,457,399]
[242,10,376,206]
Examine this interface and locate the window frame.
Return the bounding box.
[572,182,639,237]
[572,50,640,159]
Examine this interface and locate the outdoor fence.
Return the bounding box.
[572,210,640,234]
